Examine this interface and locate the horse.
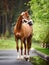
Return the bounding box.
[14,11,33,57]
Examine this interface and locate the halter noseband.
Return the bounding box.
[22,18,33,26]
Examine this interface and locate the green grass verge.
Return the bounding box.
[0,37,49,56]
[32,42,49,55]
[0,37,16,49]
[30,56,49,65]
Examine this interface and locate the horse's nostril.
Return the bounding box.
[28,21,33,26]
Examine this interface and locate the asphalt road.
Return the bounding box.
[0,49,37,65]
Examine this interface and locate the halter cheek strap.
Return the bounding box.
[22,19,28,23]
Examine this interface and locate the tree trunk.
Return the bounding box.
[0,15,2,36]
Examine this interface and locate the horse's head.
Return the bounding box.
[21,11,29,20]
[16,11,33,30]
[21,11,33,25]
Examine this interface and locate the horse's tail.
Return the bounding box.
[16,15,22,30]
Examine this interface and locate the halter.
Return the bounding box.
[21,11,33,26]
[22,18,33,26]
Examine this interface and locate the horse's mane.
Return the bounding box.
[16,11,29,31]
[16,15,22,30]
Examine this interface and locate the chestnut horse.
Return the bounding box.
[14,11,33,56]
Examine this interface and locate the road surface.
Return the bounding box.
[0,49,37,65]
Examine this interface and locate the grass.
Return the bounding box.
[0,37,49,65]
[0,37,49,55]
[32,42,49,55]
[0,37,16,49]
[30,56,49,65]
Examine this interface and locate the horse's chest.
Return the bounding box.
[22,24,32,37]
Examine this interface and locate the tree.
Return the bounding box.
[29,0,49,48]
[0,0,30,37]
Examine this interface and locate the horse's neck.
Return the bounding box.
[16,15,22,30]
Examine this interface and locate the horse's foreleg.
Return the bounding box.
[15,37,19,52]
[24,43,26,55]
[21,40,23,55]
[27,35,32,55]
[24,44,26,55]
[16,40,19,52]
[28,45,30,55]
[24,40,26,55]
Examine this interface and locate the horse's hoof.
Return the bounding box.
[17,55,24,60]
[24,55,30,61]
[24,57,30,61]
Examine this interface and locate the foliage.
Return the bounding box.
[0,0,29,36]
[29,0,49,23]
[33,22,49,42]
[29,0,49,44]
[30,56,48,65]
[44,31,49,44]
[32,42,49,55]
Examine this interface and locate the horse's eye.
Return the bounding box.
[24,20,27,23]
